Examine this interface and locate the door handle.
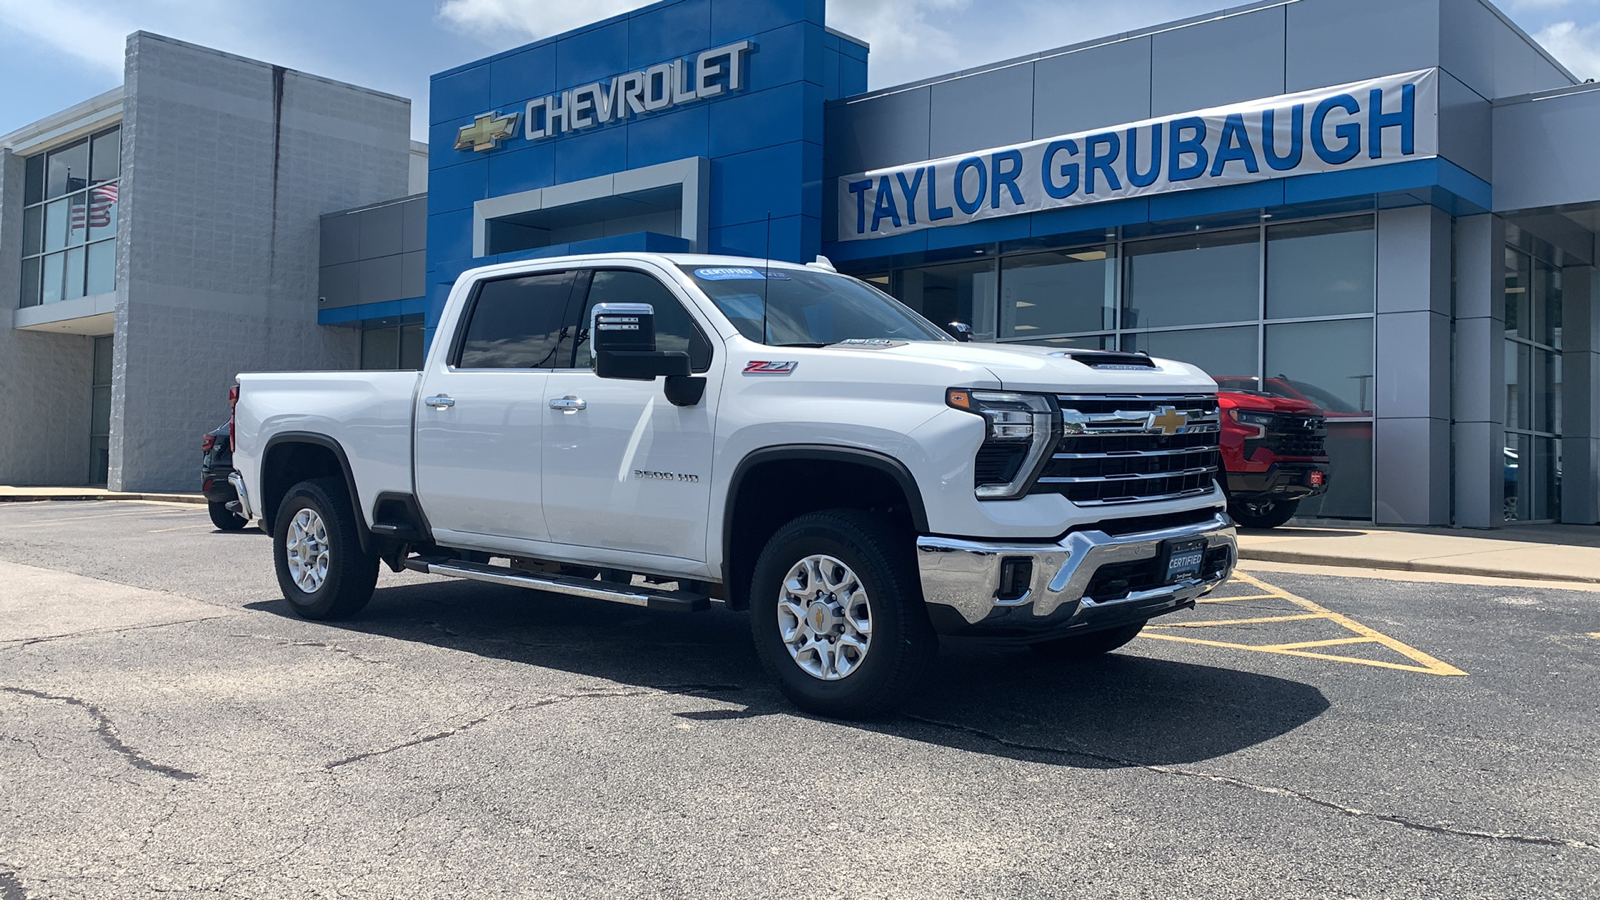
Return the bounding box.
[549,396,587,413]
[424,394,455,409]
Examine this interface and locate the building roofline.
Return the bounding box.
[0,86,124,153]
[831,0,1576,107]
[129,31,413,106]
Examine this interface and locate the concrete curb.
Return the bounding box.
[1237,548,1600,586]
[0,492,207,506]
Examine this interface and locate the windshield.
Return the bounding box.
[677,265,952,346]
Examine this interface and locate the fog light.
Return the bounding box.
[998,557,1033,603]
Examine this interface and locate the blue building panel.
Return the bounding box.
[488,44,556,113]
[629,0,712,69]
[711,214,819,261]
[426,160,489,214]
[556,19,631,88]
[711,141,821,229]
[627,104,710,169]
[741,21,827,94]
[552,126,632,184]
[430,65,492,125]
[487,143,556,197]
[427,208,474,266]
[709,81,823,157]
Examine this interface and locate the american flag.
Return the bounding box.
[68,183,118,232]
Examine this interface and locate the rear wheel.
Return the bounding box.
[1229,497,1299,529]
[272,477,378,620]
[1028,621,1146,660]
[208,501,248,531]
[749,510,936,719]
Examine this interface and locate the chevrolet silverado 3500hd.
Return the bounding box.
[229,253,1236,717]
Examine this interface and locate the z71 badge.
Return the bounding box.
[743,360,798,375]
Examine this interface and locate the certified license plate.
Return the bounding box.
[1163,538,1207,584]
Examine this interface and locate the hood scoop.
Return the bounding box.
[1050,349,1158,370]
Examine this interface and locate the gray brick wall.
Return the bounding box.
[111,33,411,491]
[0,148,97,485]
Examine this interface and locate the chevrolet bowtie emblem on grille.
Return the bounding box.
[1148,406,1189,436]
[455,111,520,152]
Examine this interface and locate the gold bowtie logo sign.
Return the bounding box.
[1148,406,1189,436]
[455,111,520,152]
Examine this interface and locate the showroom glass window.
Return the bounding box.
[858,212,1379,521]
[1503,242,1562,522]
[360,315,425,370]
[19,127,121,308]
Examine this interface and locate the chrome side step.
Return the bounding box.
[404,556,711,612]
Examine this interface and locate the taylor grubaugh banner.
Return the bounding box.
[836,69,1440,242]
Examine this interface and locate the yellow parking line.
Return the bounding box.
[1230,571,1467,676]
[1197,592,1279,604]
[1151,613,1327,628]
[1255,636,1377,651]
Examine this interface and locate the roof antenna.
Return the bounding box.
[761,211,772,345]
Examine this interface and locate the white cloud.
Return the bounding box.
[0,0,137,74]
[437,0,650,42]
[828,0,971,83]
[1535,20,1600,80]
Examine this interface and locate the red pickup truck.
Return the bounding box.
[1215,390,1331,528]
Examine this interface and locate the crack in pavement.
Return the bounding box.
[226,633,392,666]
[323,683,743,771]
[903,714,1600,854]
[0,687,198,781]
[4,615,232,651]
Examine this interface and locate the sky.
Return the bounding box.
[3,0,1600,141]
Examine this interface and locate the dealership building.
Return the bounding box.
[4,0,1600,529]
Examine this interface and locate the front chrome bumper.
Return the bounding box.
[916,512,1236,631]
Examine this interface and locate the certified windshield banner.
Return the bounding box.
[836,69,1439,242]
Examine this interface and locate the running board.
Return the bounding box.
[404,556,710,612]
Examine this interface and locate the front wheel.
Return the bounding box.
[749,510,936,719]
[1028,621,1146,660]
[272,477,378,620]
[208,500,248,531]
[1229,497,1299,529]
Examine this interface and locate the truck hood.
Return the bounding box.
[845,341,1219,395]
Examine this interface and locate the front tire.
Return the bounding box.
[749,510,936,719]
[272,477,378,620]
[1029,621,1146,659]
[1229,497,1299,529]
[208,500,248,531]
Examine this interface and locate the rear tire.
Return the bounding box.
[208,501,248,531]
[749,510,936,719]
[1229,497,1299,529]
[272,477,378,620]
[1029,621,1146,660]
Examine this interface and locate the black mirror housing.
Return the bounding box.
[944,321,974,342]
[591,301,688,380]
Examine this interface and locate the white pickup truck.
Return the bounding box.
[229,252,1236,717]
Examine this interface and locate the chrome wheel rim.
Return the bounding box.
[285,508,330,594]
[777,554,872,681]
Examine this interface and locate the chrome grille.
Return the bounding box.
[1033,394,1221,506]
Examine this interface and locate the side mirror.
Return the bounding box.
[944,321,973,342]
[592,303,690,380]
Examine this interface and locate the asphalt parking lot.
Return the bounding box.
[2,500,1597,899]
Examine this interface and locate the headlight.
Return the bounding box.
[947,389,1058,499]
[1228,408,1275,439]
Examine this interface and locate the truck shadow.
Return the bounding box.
[246,577,1329,771]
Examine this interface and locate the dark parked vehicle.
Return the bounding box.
[201,422,248,531]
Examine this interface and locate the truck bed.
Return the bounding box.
[234,370,422,526]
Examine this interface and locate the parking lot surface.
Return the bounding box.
[1,501,1597,899]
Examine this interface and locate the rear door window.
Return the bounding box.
[454,271,578,369]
